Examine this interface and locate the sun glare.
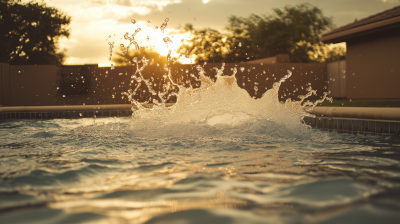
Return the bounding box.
[96,21,194,67]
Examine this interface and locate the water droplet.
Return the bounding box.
[292,67,295,70]
[254,86,258,92]
[238,42,242,47]
[119,73,123,75]
[242,82,245,86]
[163,37,173,46]
[56,87,59,90]
[79,113,83,117]
[18,71,21,73]
[352,73,355,75]
[240,67,245,72]
[112,94,115,98]
[62,95,66,97]
[160,18,169,33]
[167,50,172,61]
[131,19,136,24]
[111,64,115,70]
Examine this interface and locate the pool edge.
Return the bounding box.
[1,105,399,136]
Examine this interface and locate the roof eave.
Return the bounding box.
[321,16,400,44]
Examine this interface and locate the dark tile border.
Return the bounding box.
[0,109,132,121]
[303,116,400,136]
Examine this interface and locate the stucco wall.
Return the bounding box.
[9,65,59,106]
[0,62,10,106]
[346,29,400,99]
[327,60,346,99]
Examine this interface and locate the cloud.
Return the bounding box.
[380,0,399,3]
[87,0,183,11]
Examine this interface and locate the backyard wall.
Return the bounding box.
[204,63,328,101]
[0,62,10,106]
[327,60,346,99]
[0,62,329,106]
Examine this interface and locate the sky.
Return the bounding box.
[30,0,400,66]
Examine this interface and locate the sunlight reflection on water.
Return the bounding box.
[0,118,400,223]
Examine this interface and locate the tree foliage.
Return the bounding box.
[177,24,234,63]
[178,3,345,63]
[112,47,168,67]
[0,0,70,65]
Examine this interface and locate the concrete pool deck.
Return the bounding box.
[1,105,399,136]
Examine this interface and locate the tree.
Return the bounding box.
[176,24,234,63]
[178,3,345,63]
[0,0,70,65]
[112,47,168,67]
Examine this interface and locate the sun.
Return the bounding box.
[146,29,194,64]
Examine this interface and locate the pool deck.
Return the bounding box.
[1,105,399,136]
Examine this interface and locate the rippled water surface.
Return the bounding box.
[1,117,400,224]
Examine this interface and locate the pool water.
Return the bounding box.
[1,116,400,224]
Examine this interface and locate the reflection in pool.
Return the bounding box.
[1,116,400,224]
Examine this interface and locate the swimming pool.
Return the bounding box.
[1,71,400,224]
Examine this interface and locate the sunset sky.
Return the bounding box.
[30,0,400,66]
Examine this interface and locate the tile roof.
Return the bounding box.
[321,5,400,42]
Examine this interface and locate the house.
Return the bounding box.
[321,6,400,100]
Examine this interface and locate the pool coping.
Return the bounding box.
[309,106,400,121]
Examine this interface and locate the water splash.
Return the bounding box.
[123,28,141,54]
[111,18,331,140]
[108,41,114,61]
